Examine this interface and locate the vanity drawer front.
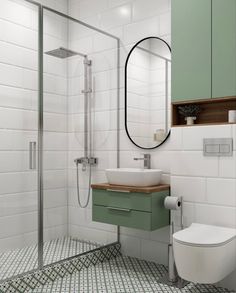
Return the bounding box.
[92,189,151,212]
[92,205,152,230]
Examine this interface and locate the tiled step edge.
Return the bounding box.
[0,242,121,293]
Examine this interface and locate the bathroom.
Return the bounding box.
[0,0,235,292]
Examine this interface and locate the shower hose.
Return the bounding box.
[75,162,92,208]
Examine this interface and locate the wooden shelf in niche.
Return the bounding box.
[172,96,236,127]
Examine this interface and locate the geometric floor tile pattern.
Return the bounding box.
[0,243,121,293]
[0,237,100,280]
[0,242,121,293]
[32,256,235,293]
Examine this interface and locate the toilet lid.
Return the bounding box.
[173,223,236,247]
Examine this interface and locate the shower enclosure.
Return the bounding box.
[0,0,119,283]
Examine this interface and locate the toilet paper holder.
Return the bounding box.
[164,196,183,229]
[159,196,188,289]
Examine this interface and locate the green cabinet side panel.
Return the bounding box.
[151,191,170,230]
[212,0,236,98]
[172,0,212,102]
[92,189,152,212]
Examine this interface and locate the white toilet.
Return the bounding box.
[173,223,236,284]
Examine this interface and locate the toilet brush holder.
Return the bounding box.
[167,243,178,283]
[159,242,188,288]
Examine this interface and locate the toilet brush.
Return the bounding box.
[167,222,178,283]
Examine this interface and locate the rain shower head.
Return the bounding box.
[45,47,86,59]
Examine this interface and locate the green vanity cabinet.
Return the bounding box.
[92,186,170,231]
[212,0,236,98]
[172,0,212,102]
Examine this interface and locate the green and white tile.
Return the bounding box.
[0,237,100,281]
[32,256,235,293]
[0,243,121,293]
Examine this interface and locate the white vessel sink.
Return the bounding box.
[105,168,162,187]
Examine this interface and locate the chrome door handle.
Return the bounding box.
[29,141,36,170]
[107,207,131,212]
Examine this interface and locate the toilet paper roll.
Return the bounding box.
[164,196,181,210]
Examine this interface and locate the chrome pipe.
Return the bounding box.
[83,57,89,159]
[88,60,92,159]
[82,57,92,160]
[38,4,44,270]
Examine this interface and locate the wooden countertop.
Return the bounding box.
[91,183,170,194]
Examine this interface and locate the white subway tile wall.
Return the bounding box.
[68,1,236,290]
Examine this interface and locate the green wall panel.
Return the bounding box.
[172,0,212,102]
[212,0,236,98]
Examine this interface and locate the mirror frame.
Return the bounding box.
[125,36,171,150]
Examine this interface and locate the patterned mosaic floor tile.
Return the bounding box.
[0,237,100,281]
[31,256,235,293]
[0,243,121,293]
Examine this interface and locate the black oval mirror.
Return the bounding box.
[125,37,171,149]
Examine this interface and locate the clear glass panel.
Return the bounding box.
[0,0,39,280]
[43,9,118,266]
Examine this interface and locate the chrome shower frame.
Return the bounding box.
[0,0,120,284]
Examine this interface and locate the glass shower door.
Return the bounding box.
[0,0,40,281]
[42,7,119,266]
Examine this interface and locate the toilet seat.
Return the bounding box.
[173,223,236,247]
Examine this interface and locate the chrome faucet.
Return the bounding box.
[133,154,151,169]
